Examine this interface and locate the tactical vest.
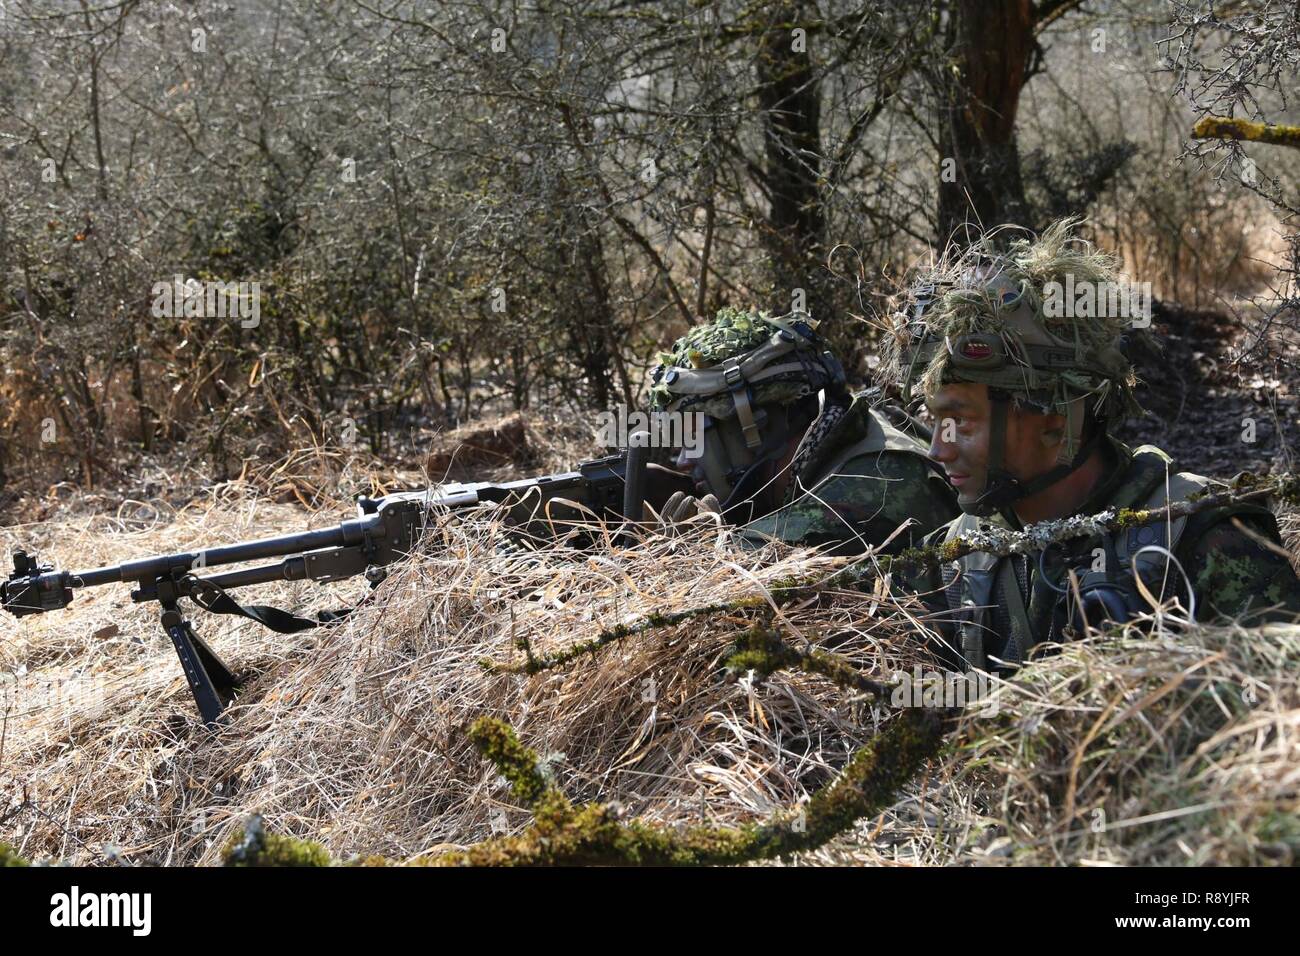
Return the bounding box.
[940,445,1212,670]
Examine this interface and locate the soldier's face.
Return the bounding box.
[925,383,1065,509]
[669,413,800,516]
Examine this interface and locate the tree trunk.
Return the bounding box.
[576,225,615,411]
[936,0,1034,243]
[757,2,825,305]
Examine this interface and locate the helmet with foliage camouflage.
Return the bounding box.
[650,306,845,421]
[648,306,848,511]
[886,218,1147,516]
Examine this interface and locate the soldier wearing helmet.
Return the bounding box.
[889,218,1300,672]
[648,306,957,555]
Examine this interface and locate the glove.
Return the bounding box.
[642,463,696,512]
[653,491,722,536]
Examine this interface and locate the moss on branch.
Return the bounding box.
[1192,116,1300,149]
[0,843,29,867]
[421,708,950,866]
[726,624,893,699]
[222,815,331,867]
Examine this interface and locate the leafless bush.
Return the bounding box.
[1161,0,1300,368]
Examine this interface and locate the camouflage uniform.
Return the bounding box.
[650,307,957,555]
[907,437,1300,670]
[738,395,957,556]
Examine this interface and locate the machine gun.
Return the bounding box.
[2,443,679,724]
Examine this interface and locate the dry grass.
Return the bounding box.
[0,490,926,864]
[1,428,1298,867]
[804,620,1300,866]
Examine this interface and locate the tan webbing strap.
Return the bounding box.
[725,360,763,448]
[660,334,800,397]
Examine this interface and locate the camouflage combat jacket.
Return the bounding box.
[906,438,1300,670]
[738,397,959,556]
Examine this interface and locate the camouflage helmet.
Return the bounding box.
[648,306,847,515]
[886,218,1148,516]
[890,219,1145,452]
[649,306,846,445]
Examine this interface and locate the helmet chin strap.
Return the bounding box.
[964,393,1102,520]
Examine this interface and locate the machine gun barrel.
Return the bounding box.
[1,497,415,616]
[0,448,689,723]
[67,518,374,589]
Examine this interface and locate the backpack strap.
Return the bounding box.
[998,555,1036,667]
[1117,469,1213,608]
[942,514,1008,671]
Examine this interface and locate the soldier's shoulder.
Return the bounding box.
[1100,442,1229,515]
[1180,509,1300,623]
[1122,444,1277,525]
[809,439,957,516]
[820,397,929,459]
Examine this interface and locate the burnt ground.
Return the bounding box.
[1114,300,1300,480]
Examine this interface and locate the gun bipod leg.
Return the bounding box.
[159,599,239,725]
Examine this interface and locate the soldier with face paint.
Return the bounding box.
[888,219,1300,672]
[648,306,957,555]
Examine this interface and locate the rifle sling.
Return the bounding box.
[189,578,373,633]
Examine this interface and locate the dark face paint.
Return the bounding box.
[925,383,994,511]
[926,382,1072,515]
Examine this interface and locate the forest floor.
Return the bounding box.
[1118,300,1300,477]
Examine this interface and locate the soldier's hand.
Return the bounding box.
[642,462,696,512]
[653,491,722,536]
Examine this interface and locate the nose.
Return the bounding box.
[929,419,957,465]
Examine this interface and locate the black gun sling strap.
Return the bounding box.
[187,577,378,633]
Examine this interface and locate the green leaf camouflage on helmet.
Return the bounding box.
[647,305,849,518]
[886,217,1146,454]
[648,306,846,422]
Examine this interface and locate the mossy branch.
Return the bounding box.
[420,708,950,866]
[479,600,761,676]
[222,814,331,867]
[465,716,550,806]
[0,842,29,867]
[484,473,1300,676]
[726,625,894,700]
[1192,116,1300,150]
